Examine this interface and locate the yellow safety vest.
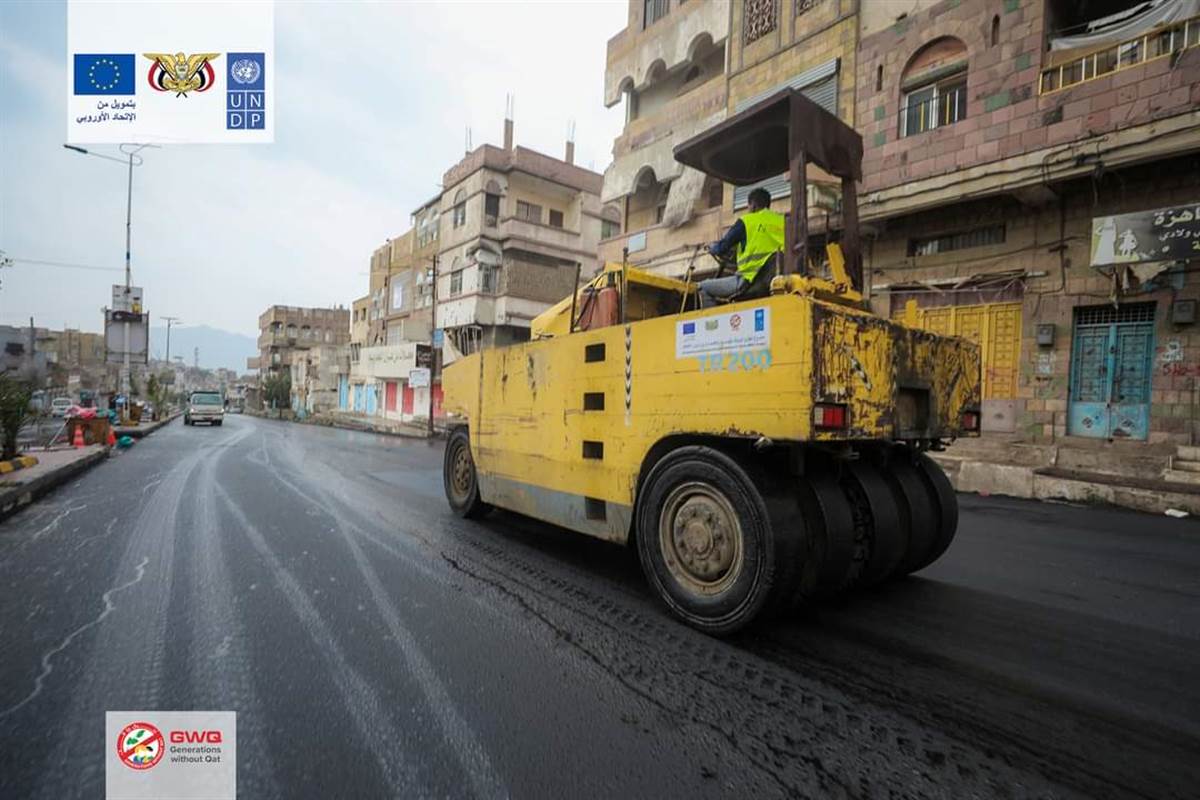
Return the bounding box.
[735,208,785,283]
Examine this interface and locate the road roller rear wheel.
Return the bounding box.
[882,449,941,576]
[910,451,959,572]
[841,462,907,588]
[636,446,792,635]
[794,474,856,600]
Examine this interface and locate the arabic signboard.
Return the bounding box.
[111,285,143,315]
[1091,203,1200,267]
[415,343,433,369]
[409,368,430,388]
[104,309,149,365]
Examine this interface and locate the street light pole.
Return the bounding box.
[428,253,437,437]
[161,316,181,365]
[62,142,156,402]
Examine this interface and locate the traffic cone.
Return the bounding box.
[72,425,85,449]
[106,427,117,447]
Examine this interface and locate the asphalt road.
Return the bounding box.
[1,414,1197,799]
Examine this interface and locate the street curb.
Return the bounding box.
[931,454,1200,517]
[0,455,39,474]
[0,448,108,523]
[114,413,179,439]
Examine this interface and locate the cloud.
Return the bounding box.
[0,1,626,337]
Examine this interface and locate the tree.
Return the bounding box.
[262,372,291,415]
[0,373,34,460]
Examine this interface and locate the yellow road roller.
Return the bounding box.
[441,89,981,634]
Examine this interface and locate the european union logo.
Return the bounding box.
[74,54,135,95]
[682,322,696,335]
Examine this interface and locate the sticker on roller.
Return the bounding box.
[676,306,770,358]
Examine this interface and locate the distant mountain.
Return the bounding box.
[147,325,257,372]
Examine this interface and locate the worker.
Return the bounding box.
[698,187,785,308]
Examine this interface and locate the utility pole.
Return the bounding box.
[428,253,437,437]
[161,316,180,366]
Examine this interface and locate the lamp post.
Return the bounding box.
[62,142,157,401]
[160,316,181,365]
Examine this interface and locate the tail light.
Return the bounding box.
[813,403,848,430]
[961,410,980,432]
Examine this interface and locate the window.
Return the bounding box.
[901,74,966,137]
[991,15,1000,46]
[485,192,500,227]
[644,0,668,28]
[907,224,1005,256]
[481,265,500,294]
[900,37,968,137]
[449,270,463,296]
[391,282,404,310]
[704,177,723,209]
[452,189,467,228]
[655,204,665,224]
[744,0,777,44]
[548,209,564,228]
[601,218,620,239]
[286,324,297,338]
[516,200,542,223]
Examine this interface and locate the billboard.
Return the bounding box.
[105,310,149,365]
[111,284,143,315]
[1091,203,1200,266]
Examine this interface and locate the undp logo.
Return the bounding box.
[226,52,265,130]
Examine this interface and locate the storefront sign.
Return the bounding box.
[409,368,430,388]
[1091,203,1200,266]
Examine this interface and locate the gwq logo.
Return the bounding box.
[117,721,164,770]
[170,730,224,744]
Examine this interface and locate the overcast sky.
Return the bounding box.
[0,0,626,336]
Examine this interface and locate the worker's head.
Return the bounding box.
[747,188,771,211]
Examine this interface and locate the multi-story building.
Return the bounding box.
[434,116,604,354]
[855,0,1200,443]
[290,344,346,415]
[254,305,350,385]
[601,0,860,277]
[379,229,433,346]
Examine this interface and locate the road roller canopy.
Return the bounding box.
[673,88,865,288]
[673,88,862,185]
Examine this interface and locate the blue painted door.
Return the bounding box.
[338,376,348,410]
[353,384,364,412]
[366,384,377,415]
[1068,304,1155,439]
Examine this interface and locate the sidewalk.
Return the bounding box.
[307,410,444,439]
[0,445,108,521]
[930,436,1200,516]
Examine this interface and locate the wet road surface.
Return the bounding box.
[1,414,1197,798]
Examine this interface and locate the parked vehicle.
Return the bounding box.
[184,391,225,426]
[50,397,73,418]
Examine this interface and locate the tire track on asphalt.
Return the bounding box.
[261,431,507,800]
[213,481,424,798]
[186,428,279,798]
[32,425,249,798]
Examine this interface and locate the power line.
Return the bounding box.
[7,257,123,272]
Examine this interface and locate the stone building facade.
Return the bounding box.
[434,121,604,355]
[600,0,860,278]
[856,0,1200,444]
[255,305,350,381]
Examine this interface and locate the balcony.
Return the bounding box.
[612,76,726,158]
[1041,15,1200,94]
[497,216,583,254]
[605,0,729,106]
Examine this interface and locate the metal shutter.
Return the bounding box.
[732,58,840,210]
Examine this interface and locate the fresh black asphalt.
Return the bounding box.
[1,414,1197,798]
